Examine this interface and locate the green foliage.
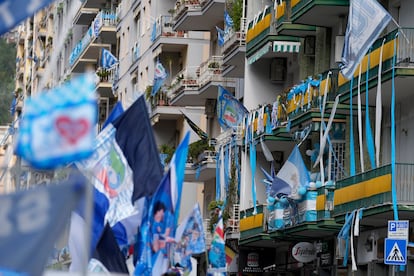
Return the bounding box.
[159,144,175,164]
[188,139,214,162]
[0,38,16,125]
[228,0,243,31]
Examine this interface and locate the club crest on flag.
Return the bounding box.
[217,85,248,130]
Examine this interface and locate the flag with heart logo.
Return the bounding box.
[15,73,97,169]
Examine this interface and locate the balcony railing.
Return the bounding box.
[197,56,225,86]
[167,66,199,96]
[69,10,117,66]
[132,42,140,63]
[221,29,246,55]
[333,163,414,216]
[153,15,186,40]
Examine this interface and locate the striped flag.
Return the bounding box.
[340,0,391,79]
[208,213,226,271]
[100,48,118,69]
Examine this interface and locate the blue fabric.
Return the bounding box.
[249,140,257,213]
[215,26,225,47]
[341,0,391,79]
[349,77,356,176]
[217,85,248,130]
[15,74,97,169]
[215,146,221,201]
[0,174,85,276]
[101,101,124,130]
[134,133,190,276]
[365,51,376,169]
[0,0,55,35]
[151,61,168,96]
[100,48,118,69]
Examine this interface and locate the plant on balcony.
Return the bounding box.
[160,143,175,164]
[208,61,219,69]
[188,139,214,163]
[97,68,109,82]
[208,159,238,233]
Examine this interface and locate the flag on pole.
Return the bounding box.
[0,173,86,276]
[181,112,209,140]
[69,95,164,271]
[14,73,97,169]
[151,61,168,96]
[0,0,56,35]
[225,246,236,266]
[215,26,225,47]
[134,132,190,276]
[271,145,310,199]
[340,0,391,79]
[224,11,233,29]
[217,85,248,130]
[100,48,118,69]
[208,213,226,272]
[173,203,206,272]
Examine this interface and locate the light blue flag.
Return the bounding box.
[151,61,168,96]
[340,0,391,79]
[15,74,97,169]
[135,132,190,276]
[151,22,157,42]
[0,0,55,35]
[100,48,118,69]
[0,173,86,276]
[217,85,248,130]
[215,26,225,47]
[271,145,310,199]
[224,11,233,29]
[174,203,206,272]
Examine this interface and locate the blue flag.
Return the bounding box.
[0,0,55,35]
[224,11,233,29]
[69,95,164,271]
[215,26,225,47]
[151,61,168,96]
[100,48,118,69]
[173,203,206,272]
[217,85,248,130]
[0,173,85,276]
[101,101,124,130]
[135,132,190,276]
[14,74,97,169]
[271,145,310,199]
[340,0,391,79]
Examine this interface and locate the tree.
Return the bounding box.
[0,37,16,125]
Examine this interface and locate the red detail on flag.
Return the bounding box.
[97,168,118,198]
[56,116,89,144]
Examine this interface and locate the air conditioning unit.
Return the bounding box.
[205,99,216,117]
[270,58,286,82]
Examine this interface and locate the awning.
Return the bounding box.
[273,41,301,53]
[247,43,271,65]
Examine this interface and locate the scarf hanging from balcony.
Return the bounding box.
[234,139,241,199]
[351,208,364,271]
[250,126,258,215]
[391,34,399,220]
[349,76,356,176]
[241,113,252,216]
[224,144,230,198]
[357,64,365,172]
[215,146,221,201]
[375,39,386,167]
[265,105,273,134]
[365,49,376,169]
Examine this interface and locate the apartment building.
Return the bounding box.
[12,0,414,274]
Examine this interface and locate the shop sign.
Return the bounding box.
[292,242,316,263]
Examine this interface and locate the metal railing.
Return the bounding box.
[396,28,414,66]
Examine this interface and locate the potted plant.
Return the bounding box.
[159,144,175,165]
[188,139,214,163]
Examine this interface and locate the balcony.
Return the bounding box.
[73,7,100,26]
[152,15,187,42]
[290,0,349,28]
[275,0,316,37]
[185,150,217,182]
[333,164,414,227]
[173,0,225,31]
[221,27,246,78]
[338,28,414,108]
[95,66,118,97]
[69,11,117,73]
[169,57,236,106]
